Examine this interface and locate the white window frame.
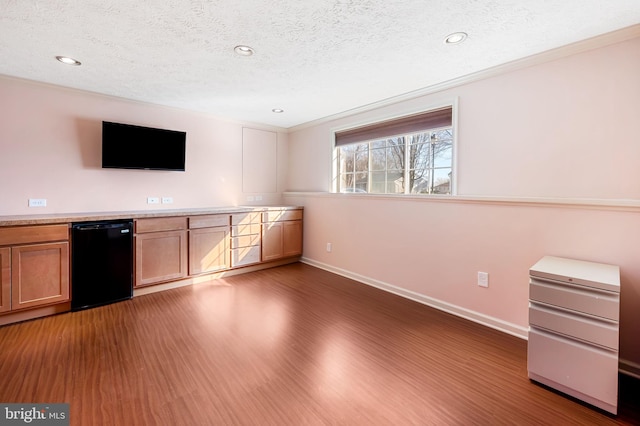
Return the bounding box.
[330,99,458,196]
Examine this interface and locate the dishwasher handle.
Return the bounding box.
[72,220,133,231]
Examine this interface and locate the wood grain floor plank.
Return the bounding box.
[0,263,638,425]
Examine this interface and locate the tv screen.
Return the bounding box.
[102,121,186,171]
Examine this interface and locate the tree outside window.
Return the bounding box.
[338,128,453,195]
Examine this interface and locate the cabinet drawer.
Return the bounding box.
[231,245,261,267]
[231,212,261,226]
[136,217,187,233]
[0,224,68,246]
[189,214,229,229]
[231,234,260,249]
[528,328,618,412]
[262,209,302,222]
[529,303,618,350]
[231,223,261,237]
[529,278,619,321]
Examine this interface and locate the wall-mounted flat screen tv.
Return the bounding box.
[102,121,186,171]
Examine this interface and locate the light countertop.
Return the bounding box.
[0,205,302,226]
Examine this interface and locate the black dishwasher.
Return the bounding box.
[71,219,133,311]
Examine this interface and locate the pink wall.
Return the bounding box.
[458,38,640,199]
[1,32,638,374]
[285,37,640,374]
[0,77,288,215]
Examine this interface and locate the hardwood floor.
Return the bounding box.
[0,263,638,425]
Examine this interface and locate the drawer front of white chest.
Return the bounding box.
[529,278,619,321]
[529,303,618,350]
[528,329,618,410]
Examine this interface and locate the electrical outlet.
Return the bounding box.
[246,196,255,202]
[147,197,160,204]
[28,198,47,207]
[478,272,489,288]
[326,243,332,252]
[162,197,173,204]
[255,195,263,201]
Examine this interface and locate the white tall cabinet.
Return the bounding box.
[528,256,620,414]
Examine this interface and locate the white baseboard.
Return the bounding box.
[620,359,640,379]
[300,257,529,339]
[301,257,638,378]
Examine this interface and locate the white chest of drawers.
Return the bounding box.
[527,256,620,414]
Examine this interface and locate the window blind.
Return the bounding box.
[335,106,452,147]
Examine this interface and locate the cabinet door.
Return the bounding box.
[189,227,229,275]
[0,247,10,313]
[11,242,69,311]
[283,221,303,257]
[135,230,187,287]
[261,221,284,262]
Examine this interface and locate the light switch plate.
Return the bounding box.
[478,272,489,288]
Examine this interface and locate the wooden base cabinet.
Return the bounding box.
[231,213,262,268]
[283,220,303,258]
[0,225,70,315]
[11,242,69,310]
[188,215,230,275]
[135,210,302,287]
[0,208,303,325]
[135,218,188,287]
[262,209,303,262]
[262,222,284,262]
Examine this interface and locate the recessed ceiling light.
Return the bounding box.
[272,108,284,113]
[55,56,81,66]
[234,45,254,56]
[444,32,468,45]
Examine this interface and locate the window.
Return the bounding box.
[334,107,454,195]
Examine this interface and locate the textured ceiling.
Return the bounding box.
[1,1,639,128]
